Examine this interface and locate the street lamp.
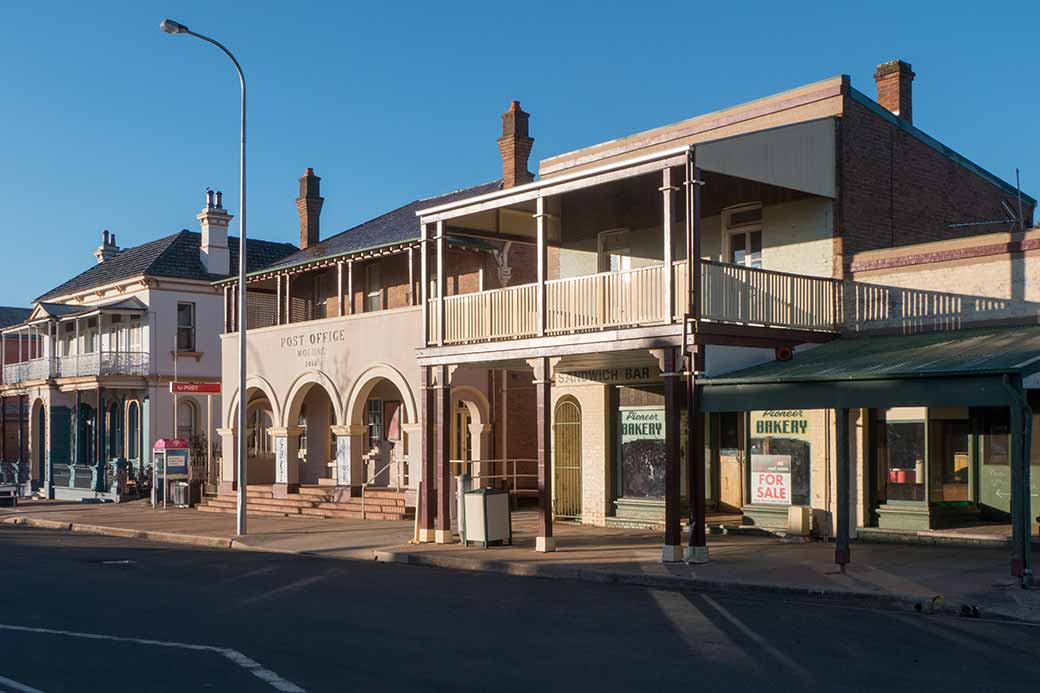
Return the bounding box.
[161,18,249,535]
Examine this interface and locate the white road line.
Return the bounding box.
[0,624,304,693]
[0,673,46,693]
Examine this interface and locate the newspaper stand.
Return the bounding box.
[152,439,190,509]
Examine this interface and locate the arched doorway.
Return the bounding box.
[553,398,582,519]
[347,372,412,490]
[30,399,45,490]
[287,384,337,485]
[241,392,276,484]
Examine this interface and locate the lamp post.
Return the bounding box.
[161,18,249,535]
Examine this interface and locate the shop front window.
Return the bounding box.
[749,410,811,506]
[929,418,970,502]
[878,411,926,504]
[616,385,666,499]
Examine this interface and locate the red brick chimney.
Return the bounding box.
[497,101,534,188]
[296,168,324,249]
[874,60,915,124]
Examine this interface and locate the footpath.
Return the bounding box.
[3,499,1039,624]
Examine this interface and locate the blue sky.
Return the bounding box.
[1,0,1037,306]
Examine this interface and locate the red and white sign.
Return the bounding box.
[751,454,792,506]
[169,382,221,394]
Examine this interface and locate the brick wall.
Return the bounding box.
[840,98,1034,261]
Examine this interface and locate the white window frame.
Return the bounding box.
[597,228,631,273]
[722,203,764,269]
[176,302,196,352]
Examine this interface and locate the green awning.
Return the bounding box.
[700,326,1040,412]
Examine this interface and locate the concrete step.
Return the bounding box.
[299,507,411,521]
[196,505,293,518]
[362,489,408,500]
[201,498,303,515]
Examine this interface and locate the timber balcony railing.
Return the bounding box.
[428,260,844,346]
[2,351,150,384]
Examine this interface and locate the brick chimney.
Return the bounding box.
[497,101,534,188]
[93,229,121,263]
[296,168,324,249]
[874,60,915,124]
[198,188,232,275]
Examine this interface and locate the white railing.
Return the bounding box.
[546,264,665,334]
[439,283,538,344]
[429,260,843,346]
[2,357,53,384]
[57,351,150,378]
[700,260,843,332]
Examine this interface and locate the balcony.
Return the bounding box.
[2,351,150,384]
[428,260,843,346]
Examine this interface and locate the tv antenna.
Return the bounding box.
[948,169,1026,234]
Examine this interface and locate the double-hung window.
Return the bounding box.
[724,204,763,269]
[176,303,196,352]
[365,263,382,313]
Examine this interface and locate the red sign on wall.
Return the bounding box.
[169,382,221,394]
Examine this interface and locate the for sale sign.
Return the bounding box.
[751,454,792,506]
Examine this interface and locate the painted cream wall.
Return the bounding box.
[847,247,1040,333]
[552,381,611,526]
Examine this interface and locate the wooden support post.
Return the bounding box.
[536,197,547,337]
[419,366,436,541]
[0,395,6,465]
[284,275,292,325]
[662,348,683,562]
[435,364,452,543]
[685,362,708,563]
[421,224,429,346]
[835,407,851,569]
[661,168,676,323]
[408,246,415,306]
[95,387,103,491]
[275,276,282,325]
[347,260,354,315]
[691,161,701,321]
[436,221,446,346]
[337,262,344,317]
[1008,382,1033,585]
[532,356,555,552]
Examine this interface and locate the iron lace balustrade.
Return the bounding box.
[56,352,151,378]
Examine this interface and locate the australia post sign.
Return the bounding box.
[170,382,221,395]
[751,454,792,506]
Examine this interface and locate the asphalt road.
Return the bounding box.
[0,526,1037,692]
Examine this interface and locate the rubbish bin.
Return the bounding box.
[462,488,512,548]
[172,481,190,507]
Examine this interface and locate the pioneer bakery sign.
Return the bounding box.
[751,410,811,441]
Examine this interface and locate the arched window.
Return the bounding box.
[126,402,140,460]
[176,400,196,441]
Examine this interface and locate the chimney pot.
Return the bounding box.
[215,190,223,209]
[296,168,324,249]
[498,100,534,188]
[874,59,915,124]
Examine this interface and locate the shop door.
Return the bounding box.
[553,399,582,519]
[717,413,744,513]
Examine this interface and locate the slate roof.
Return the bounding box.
[255,180,502,276]
[37,231,297,302]
[0,307,31,329]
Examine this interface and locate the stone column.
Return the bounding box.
[531,357,555,552]
[269,426,301,498]
[468,422,492,484]
[217,427,236,495]
[330,423,366,501]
